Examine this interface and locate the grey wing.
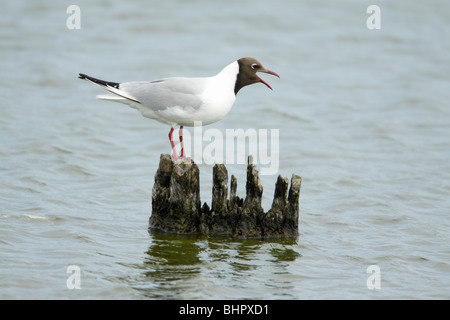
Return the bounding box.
[119,77,208,111]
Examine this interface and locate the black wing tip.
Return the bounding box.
[78,73,120,88]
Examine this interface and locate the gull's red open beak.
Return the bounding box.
[256,69,280,90]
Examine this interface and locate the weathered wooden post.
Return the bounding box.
[149,154,301,239]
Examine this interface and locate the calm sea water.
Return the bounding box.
[1,0,449,299]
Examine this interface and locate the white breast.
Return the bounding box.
[195,61,239,126]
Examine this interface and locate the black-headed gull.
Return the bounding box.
[79,57,279,160]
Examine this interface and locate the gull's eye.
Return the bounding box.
[251,63,259,70]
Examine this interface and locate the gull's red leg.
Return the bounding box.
[168,127,178,160]
[179,126,185,158]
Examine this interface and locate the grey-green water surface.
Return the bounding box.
[1,0,449,299]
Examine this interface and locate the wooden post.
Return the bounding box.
[149,154,301,239]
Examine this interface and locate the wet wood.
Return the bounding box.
[150,154,301,239]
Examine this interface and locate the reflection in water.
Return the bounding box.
[139,230,203,299]
[137,229,301,299]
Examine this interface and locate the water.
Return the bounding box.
[1,0,450,299]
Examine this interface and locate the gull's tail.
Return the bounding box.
[78,73,141,104]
